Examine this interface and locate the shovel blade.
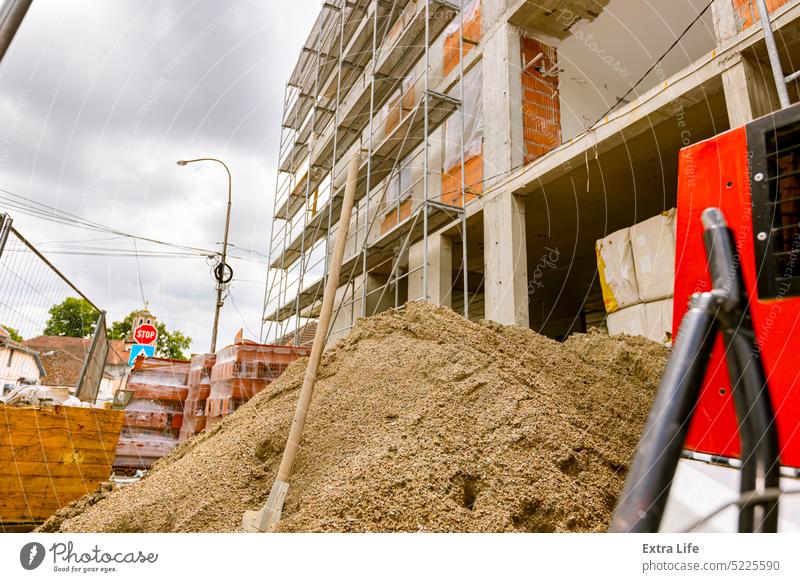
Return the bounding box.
[242,479,290,532]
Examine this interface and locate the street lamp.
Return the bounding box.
[177,157,233,353]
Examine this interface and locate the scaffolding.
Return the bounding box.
[261,0,474,344]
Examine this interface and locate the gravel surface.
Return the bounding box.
[39,303,669,533]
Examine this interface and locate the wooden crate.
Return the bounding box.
[0,404,124,527]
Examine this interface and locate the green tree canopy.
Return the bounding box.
[109,312,192,360]
[1,324,23,342]
[43,297,98,338]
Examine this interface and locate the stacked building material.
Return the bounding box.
[114,357,190,471]
[178,353,215,443]
[596,209,676,343]
[205,342,310,430]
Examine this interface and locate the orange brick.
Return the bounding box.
[441,152,483,206]
[733,0,788,29]
[443,0,482,76]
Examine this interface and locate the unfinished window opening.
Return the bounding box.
[521,36,561,164]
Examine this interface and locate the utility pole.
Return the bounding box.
[177,157,233,353]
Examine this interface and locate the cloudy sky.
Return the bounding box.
[0,0,319,352]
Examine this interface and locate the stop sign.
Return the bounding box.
[133,324,158,345]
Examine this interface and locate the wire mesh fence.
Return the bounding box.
[0,213,107,402]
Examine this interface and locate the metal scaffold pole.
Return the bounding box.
[459,0,468,319]
[423,0,430,302]
[293,26,325,344]
[361,2,379,319]
[754,0,791,109]
[262,82,293,343]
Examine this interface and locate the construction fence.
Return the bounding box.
[0,212,107,403]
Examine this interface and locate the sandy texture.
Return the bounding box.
[39,303,668,533]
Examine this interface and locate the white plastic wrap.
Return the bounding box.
[0,385,91,408]
[606,304,647,338]
[444,62,483,173]
[596,227,640,313]
[643,298,674,344]
[630,209,676,303]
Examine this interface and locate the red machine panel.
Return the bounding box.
[675,118,800,468]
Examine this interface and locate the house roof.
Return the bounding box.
[24,336,128,366]
[35,348,84,387]
[23,336,123,387]
[0,336,46,377]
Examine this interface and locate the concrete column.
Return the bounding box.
[408,233,453,306]
[482,21,523,188]
[711,0,739,44]
[712,0,780,126]
[722,53,780,126]
[483,190,528,326]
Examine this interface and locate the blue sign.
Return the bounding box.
[128,344,155,366]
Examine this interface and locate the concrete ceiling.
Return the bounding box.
[520,89,729,327]
[508,0,612,40]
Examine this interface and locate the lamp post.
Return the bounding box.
[177,157,232,353]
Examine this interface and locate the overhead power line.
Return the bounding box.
[0,186,267,264]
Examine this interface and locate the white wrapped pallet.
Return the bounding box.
[596,227,640,312]
[643,298,674,344]
[630,209,676,303]
[607,304,646,337]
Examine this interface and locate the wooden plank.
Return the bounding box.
[0,405,125,431]
[0,411,121,430]
[0,460,112,480]
[0,475,107,497]
[0,444,117,465]
[0,406,121,523]
[1,480,109,518]
[0,427,121,452]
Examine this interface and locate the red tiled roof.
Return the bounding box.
[107,340,128,365]
[36,348,84,387]
[24,336,128,367]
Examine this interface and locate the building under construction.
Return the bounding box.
[261,0,800,343]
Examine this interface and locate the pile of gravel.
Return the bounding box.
[39,303,668,533]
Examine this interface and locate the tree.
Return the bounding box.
[43,297,98,338]
[109,312,192,360]
[1,324,22,342]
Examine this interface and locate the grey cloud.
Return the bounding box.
[0,0,319,351]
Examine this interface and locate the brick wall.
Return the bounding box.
[443,0,482,76]
[441,151,483,207]
[732,0,789,30]
[521,36,561,164]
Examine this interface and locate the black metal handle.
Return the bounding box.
[609,207,780,533]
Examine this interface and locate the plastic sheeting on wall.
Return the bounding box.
[381,156,413,235]
[442,61,483,205]
[443,0,481,77]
